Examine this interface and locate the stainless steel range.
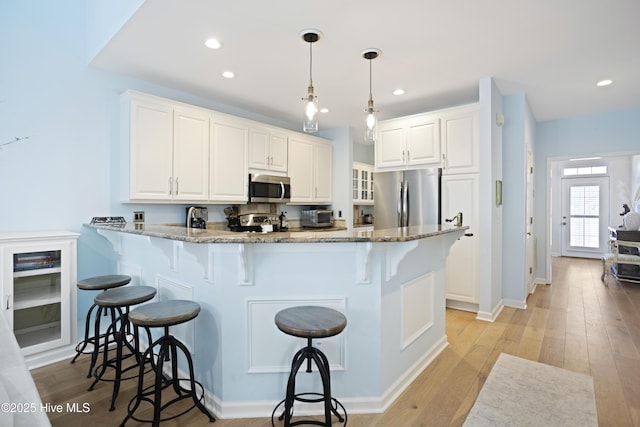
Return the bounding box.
[227,213,280,232]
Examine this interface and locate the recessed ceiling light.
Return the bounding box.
[320,108,329,114]
[221,70,235,79]
[596,79,613,87]
[393,88,405,96]
[205,38,222,49]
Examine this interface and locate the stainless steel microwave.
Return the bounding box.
[248,174,291,203]
[301,209,334,228]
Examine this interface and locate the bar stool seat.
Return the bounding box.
[273,306,347,427]
[121,300,215,426]
[72,274,131,377]
[89,285,157,410]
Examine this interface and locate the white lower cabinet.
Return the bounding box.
[1,231,79,368]
[442,174,479,307]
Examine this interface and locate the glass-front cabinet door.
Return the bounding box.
[353,162,374,205]
[1,232,78,362]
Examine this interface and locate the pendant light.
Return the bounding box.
[301,30,321,133]
[363,49,381,144]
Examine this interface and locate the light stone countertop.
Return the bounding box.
[86,222,468,244]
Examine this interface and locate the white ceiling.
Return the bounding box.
[91,0,640,134]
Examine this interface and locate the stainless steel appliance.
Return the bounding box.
[248,174,291,203]
[374,168,441,229]
[301,209,334,228]
[186,206,208,229]
[227,213,280,232]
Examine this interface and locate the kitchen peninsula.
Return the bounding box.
[86,223,466,418]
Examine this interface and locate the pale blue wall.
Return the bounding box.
[502,93,537,305]
[478,77,503,317]
[535,107,640,280]
[0,0,302,325]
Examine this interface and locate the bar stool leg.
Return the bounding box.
[71,302,98,364]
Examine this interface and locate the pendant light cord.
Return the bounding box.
[369,59,373,102]
[309,42,313,88]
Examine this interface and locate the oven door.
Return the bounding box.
[248,174,291,203]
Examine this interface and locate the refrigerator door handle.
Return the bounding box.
[398,180,404,227]
[403,180,410,226]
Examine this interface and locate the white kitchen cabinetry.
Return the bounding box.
[376,114,440,171]
[441,174,479,308]
[441,104,480,175]
[248,126,288,173]
[288,135,333,204]
[122,91,209,202]
[353,162,374,204]
[210,114,249,202]
[1,231,79,368]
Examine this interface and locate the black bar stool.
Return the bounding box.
[72,274,131,377]
[272,306,347,427]
[121,300,215,426]
[88,285,157,410]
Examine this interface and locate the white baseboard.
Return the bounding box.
[503,298,527,309]
[212,335,450,419]
[534,277,548,286]
[476,300,504,322]
[446,299,479,313]
[26,345,76,370]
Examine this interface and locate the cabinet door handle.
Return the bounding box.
[175,177,179,195]
[407,150,410,161]
[442,153,446,169]
[402,150,405,162]
[5,295,10,310]
[169,177,173,195]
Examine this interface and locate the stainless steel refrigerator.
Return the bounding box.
[374,168,442,229]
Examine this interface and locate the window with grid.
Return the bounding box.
[569,185,600,248]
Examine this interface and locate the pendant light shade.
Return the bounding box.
[363,49,381,144]
[301,30,321,133]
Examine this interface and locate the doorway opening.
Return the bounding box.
[560,176,609,258]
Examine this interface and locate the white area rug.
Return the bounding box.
[463,353,597,427]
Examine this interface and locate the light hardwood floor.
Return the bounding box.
[32,257,640,426]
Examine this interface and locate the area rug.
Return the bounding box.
[463,353,597,426]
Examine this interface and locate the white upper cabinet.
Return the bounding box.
[440,104,480,175]
[288,135,332,204]
[376,113,440,171]
[172,105,210,201]
[121,90,333,204]
[248,127,288,173]
[209,114,248,202]
[125,94,173,200]
[353,162,374,205]
[314,140,333,203]
[123,91,209,202]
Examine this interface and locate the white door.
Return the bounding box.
[442,173,479,304]
[561,176,610,258]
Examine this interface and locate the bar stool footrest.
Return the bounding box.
[271,393,347,426]
[124,378,214,424]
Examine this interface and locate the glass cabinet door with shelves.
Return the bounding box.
[353,162,374,205]
[1,231,78,366]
